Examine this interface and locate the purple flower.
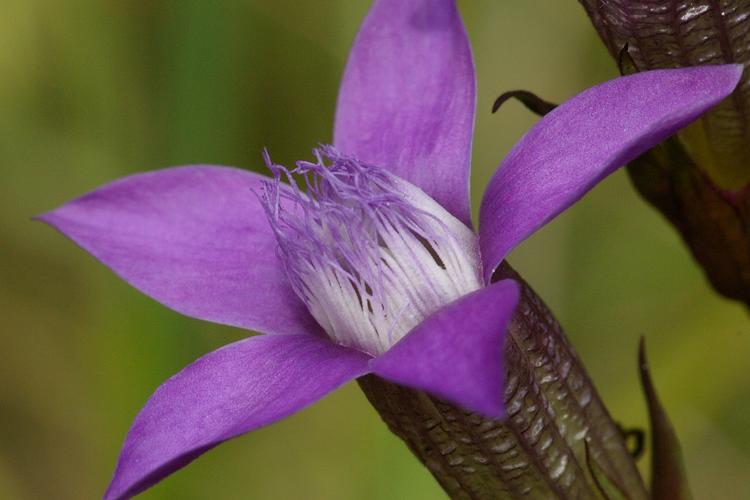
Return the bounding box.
[39,1,740,499]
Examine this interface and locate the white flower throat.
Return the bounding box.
[262,147,482,355]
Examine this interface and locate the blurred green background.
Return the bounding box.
[2,1,749,498]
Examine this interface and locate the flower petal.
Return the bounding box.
[39,166,320,336]
[104,335,371,500]
[479,65,743,281]
[334,0,476,226]
[371,279,520,419]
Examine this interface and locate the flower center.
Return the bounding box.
[261,146,482,355]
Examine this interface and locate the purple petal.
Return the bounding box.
[104,335,371,500]
[371,279,520,419]
[479,65,743,281]
[39,166,321,336]
[334,0,476,226]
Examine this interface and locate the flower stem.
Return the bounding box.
[359,263,646,499]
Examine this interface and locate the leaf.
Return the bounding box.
[639,338,693,500]
[492,90,557,117]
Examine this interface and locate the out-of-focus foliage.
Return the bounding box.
[2,1,748,499]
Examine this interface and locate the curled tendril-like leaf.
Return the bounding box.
[492,90,558,117]
[616,423,646,460]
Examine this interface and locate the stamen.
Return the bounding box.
[261,146,482,355]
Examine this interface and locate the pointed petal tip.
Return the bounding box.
[479,65,744,278]
[37,166,322,336]
[724,62,744,83]
[102,335,371,500]
[34,205,70,231]
[683,62,743,97]
[371,279,519,419]
[471,399,506,421]
[30,212,47,223]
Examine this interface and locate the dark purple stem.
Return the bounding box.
[359,262,647,499]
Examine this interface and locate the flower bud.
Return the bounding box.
[581,0,750,305]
